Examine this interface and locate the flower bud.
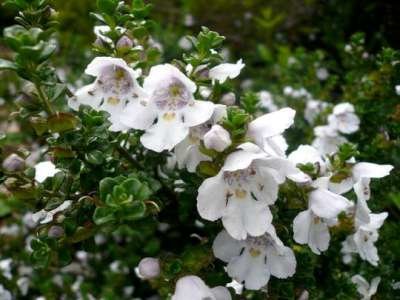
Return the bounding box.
[116,36,133,51]
[93,37,105,48]
[48,225,64,238]
[203,124,231,152]
[220,92,236,106]
[138,257,160,279]
[2,154,25,172]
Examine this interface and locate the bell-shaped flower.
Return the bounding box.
[328,103,360,134]
[197,142,305,240]
[293,177,352,254]
[329,161,393,196]
[204,124,232,152]
[209,59,245,84]
[351,275,380,300]
[175,105,226,172]
[172,275,231,300]
[312,124,347,155]
[247,108,296,157]
[34,161,60,183]
[120,64,215,152]
[69,57,144,131]
[212,227,296,290]
[341,212,388,266]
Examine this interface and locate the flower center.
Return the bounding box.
[223,166,257,186]
[153,78,192,111]
[249,248,261,257]
[97,65,134,100]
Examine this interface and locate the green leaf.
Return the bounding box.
[99,177,119,201]
[0,58,18,71]
[93,207,115,225]
[0,198,12,217]
[85,150,104,165]
[48,113,79,133]
[123,201,146,220]
[121,178,152,200]
[97,0,118,15]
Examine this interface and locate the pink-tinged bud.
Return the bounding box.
[116,36,133,51]
[203,124,232,152]
[220,92,236,106]
[138,257,160,279]
[93,37,104,48]
[2,154,25,172]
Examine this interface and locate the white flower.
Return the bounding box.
[175,105,226,172]
[221,92,236,106]
[247,108,296,157]
[351,275,380,300]
[0,284,12,300]
[32,200,72,224]
[94,25,126,45]
[312,125,347,155]
[172,275,231,300]
[212,228,296,290]
[121,64,215,152]
[304,99,328,124]
[283,86,293,96]
[178,36,192,50]
[316,68,329,81]
[204,124,232,152]
[137,257,160,279]
[209,59,245,84]
[34,161,60,183]
[69,57,144,131]
[288,145,327,179]
[199,86,212,98]
[293,178,352,254]
[197,143,304,240]
[328,103,360,134]
[395,85,400,96]
[258,91,277,112]
[329,162,393,196]
[341,212,388,266]
[17,277,30,296]
[0,258,12,279]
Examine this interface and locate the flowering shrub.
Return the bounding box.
[0,0,399,299]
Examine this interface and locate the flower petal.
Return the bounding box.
[293,210,312,245]
[309,188,352,219]
[222,198,272,240]
[247,108,296,146]
[211,286,232,300]
[209,59,245,84]
[266,245,296,279]
[197,172,227,221]
[172,276,215,300]
[353,162,393,180]
[213,230,245,263]
[227,249,270,290]
[120,101,157,130]
[140,116,188,152]
[182,100,215,127]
